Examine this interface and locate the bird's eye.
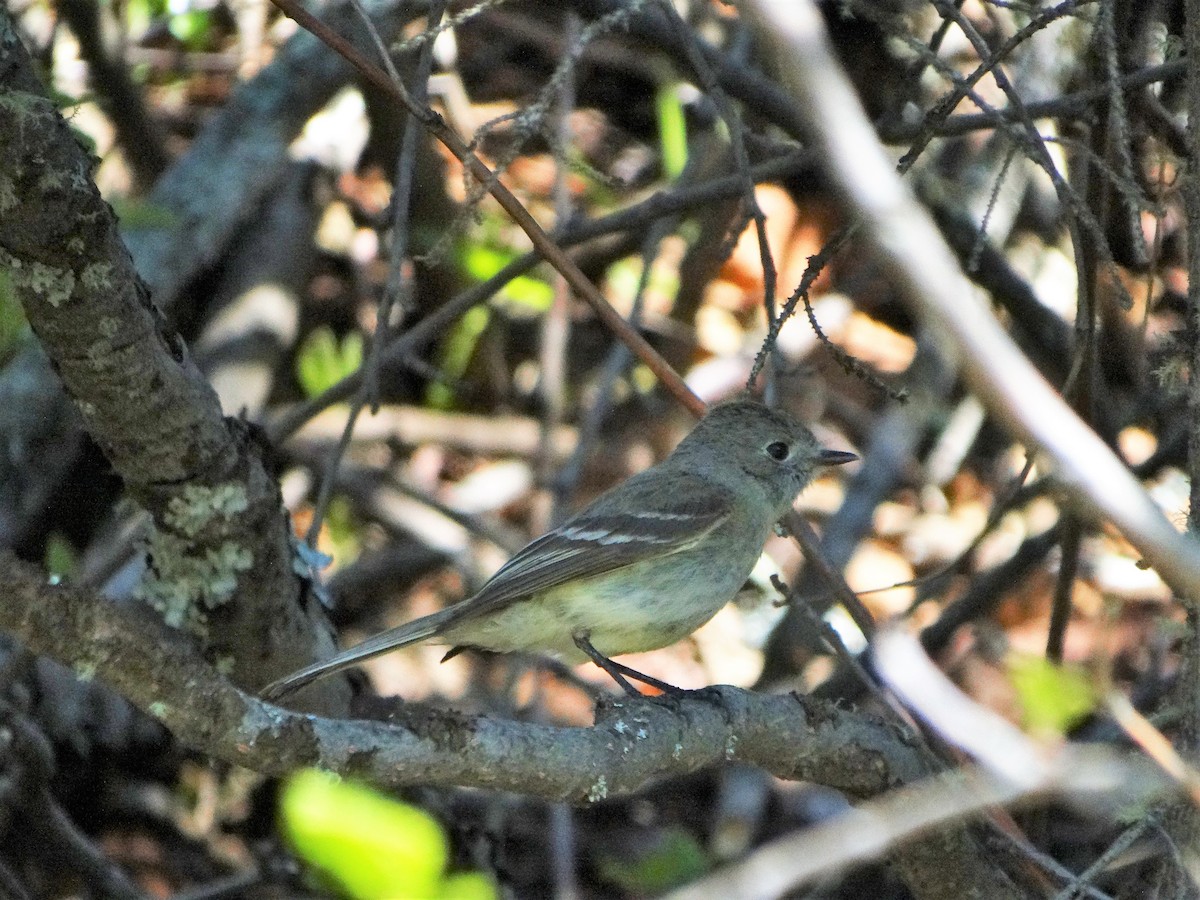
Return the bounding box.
[766,441,789,461]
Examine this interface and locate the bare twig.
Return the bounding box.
[267,0,705,417]
[880,59,1188,143]
[266,150,812,443]
[742,0,1200,603]
[304,0,445,545]
[668,747,1167,900]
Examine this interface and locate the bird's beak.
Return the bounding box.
[818,449,858,467]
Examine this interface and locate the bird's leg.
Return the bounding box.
[572,634,682,697]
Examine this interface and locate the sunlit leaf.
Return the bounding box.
[656,81,688,181]
[631,363,657,394]
[427,304,489,408]
[324,495,362,570]
[496,273,554,314]
[281,769,448,900]
[460,243,552,314]
[296,327,363,399]
[126,0,168,36]
[437,872,499,900]
[1008,655,1097,736]
[169,9,213,49]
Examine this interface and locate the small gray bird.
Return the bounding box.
[263,400,855,700]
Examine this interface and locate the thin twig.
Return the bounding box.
[266,150,813,443]
[268,0,704,416]
[880,58,1187,143]
[538,10,580,531]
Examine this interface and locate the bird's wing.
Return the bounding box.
[461,478,735,620]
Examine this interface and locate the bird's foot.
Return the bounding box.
[572,634,683,698]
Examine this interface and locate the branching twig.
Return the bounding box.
[269,0,705,415]
[742,0,1200,605]
[266,150,813,443]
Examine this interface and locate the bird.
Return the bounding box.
[262,400,856,700]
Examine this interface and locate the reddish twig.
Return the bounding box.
[267,0,705,418]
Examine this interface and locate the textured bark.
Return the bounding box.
[1,549,930,799]
[0,0,420,555]
[0,12,349,715]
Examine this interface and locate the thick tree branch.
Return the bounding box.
[0,12,348,714]
[0,550,922,799]
[0,548,1034,898]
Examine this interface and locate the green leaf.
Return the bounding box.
[281,769,449,900]
[656,81,688,181]
[426,304,489,409]
[110,197,181,230]
[296,327,363,399]
[126,0,168,36]
[597,827,710,894]
[437,872,499,900]
[630,363,657,395]
[497,272,554,313]
[324,495,361,570]
[1008,655,1097,735]
[44,532,78,584]
[0,268,29,364]
[48,88,91,111]
[460,243,552,314]
[168,9,213,49]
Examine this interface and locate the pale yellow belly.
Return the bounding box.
[443,543,761,662]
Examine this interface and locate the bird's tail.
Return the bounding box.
[261,606,459,702]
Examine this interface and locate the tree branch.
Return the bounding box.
[0,11,348,714]
[0,550,924,799]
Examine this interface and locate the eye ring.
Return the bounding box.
[766,441,790,461]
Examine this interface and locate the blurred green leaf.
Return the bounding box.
[296,327,363,399]
[427,304,489,409]
[1009,654,1097,735]
[656,81,688,181]
[281,769,449,899]
[0,269,29,365]
[168,8,213,49]
[48,88,92,111]
[496,272,554,313]
[437,872,498,900]
[630,363,657,395]
[460,244,552,314]
[126,0,168,36]
[110,197,181,230]
[597,827,710,894]
[71,126,98,158]
[324,495,361,570]
[44,532,78,584]
[606,257,643,302]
